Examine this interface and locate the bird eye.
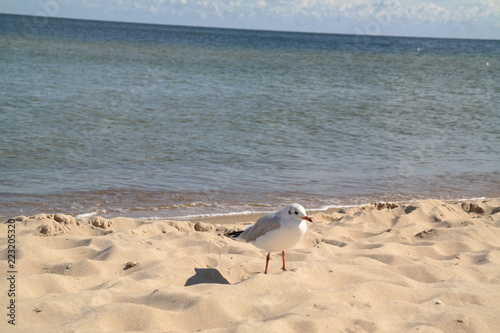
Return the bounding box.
[295,211,298,215]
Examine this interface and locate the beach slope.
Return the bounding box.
[1,198,499,332]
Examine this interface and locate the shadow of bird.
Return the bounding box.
[184,268,230,286]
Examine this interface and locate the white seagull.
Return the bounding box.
[228,203,313,274]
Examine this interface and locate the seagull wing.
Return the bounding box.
[237,212,281,243]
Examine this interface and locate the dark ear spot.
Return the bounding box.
[289,209,292,215]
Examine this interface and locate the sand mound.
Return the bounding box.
[1,198,499,332]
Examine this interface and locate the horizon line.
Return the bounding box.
[2,12,499,42]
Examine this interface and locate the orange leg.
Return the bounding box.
[264,253,270,274]
[281,251,287,271]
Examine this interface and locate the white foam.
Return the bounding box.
[141,210,268,221]
[75,209,107,219]
[75,212,98,219]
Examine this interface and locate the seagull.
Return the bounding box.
[228,203,313,274]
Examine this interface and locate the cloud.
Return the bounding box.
[403,3,449,23]
[452,1,500,23]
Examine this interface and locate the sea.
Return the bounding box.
[1,13,499,220]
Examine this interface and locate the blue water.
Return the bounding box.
[1,14,499,219]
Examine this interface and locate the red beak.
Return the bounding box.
[302,216,313,222]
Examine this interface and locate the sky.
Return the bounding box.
[1,0,499,40]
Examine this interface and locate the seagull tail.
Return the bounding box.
[225,229,244,240]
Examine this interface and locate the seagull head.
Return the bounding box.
[284,203,313,222]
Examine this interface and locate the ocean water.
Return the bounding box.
[1,14,499,219]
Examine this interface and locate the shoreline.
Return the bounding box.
[3,195,493,225]
[136,196,492,225]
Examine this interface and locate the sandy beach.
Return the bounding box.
[1,198,499,332]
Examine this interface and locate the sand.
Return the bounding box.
[1,198,499,332]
